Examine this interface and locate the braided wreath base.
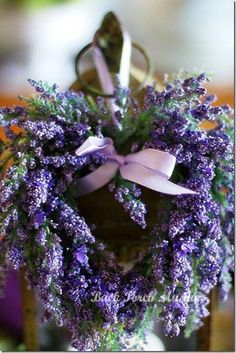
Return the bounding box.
[0,73,234,351]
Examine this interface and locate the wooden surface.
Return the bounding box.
[19,269,39,351]
[196,289,217,351]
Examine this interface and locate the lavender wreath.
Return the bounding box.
[0,73,234,351]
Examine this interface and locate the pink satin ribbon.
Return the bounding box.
[75,136,196,197]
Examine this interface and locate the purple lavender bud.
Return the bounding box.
[36,228,47,246]
[75,245,88,265]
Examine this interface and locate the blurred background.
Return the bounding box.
[0,0,234,351]
[0,0,234,101]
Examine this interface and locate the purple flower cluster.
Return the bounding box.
[0,75,234,350]
[114,183,147,228]
[140,73,234,337]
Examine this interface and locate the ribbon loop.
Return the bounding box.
[76,136,113,156]
[75,137,196,197]
[125,149,176,179]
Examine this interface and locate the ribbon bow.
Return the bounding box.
[74,136,196,197]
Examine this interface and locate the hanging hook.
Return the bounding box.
[75,42,152,97]
[74,12,152,98]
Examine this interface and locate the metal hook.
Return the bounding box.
[74,12,152,97]
[75,42,152,97]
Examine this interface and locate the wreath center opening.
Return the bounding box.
[76,184,169,263]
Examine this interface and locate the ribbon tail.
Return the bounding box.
[92,46,114,95]
[92,45,121,129]
[74,161,118,197]
[120,163,197,195]
[119,29,132,88]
